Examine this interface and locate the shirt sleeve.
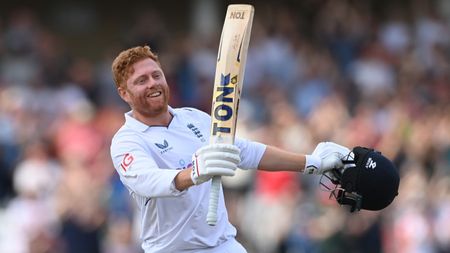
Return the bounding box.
[110,133,186,198]
[235,137,266,170]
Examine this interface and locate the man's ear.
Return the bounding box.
[118,86,130,103]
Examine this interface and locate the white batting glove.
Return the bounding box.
[191,144,241,185]
[304,142,350,175]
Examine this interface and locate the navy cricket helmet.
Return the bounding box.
[323,146,400,212]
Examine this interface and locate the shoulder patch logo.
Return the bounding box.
[155,140,169,149]
[120,153,134,172]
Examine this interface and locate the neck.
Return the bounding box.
[132,107,173,127]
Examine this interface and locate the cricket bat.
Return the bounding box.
[207,4,254,226]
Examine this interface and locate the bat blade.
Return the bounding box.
[207,4,254,226]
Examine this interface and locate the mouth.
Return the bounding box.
[147,91,162,98]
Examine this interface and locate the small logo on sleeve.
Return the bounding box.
[120,153,134,172]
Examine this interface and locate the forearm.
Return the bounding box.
[257,145,306,172]
[174,168,195,191]
[119,167,188,198]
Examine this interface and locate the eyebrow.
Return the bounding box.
[152,70,162,76]
[132,70,163,84]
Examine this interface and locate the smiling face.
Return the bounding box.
[118,58,170,120]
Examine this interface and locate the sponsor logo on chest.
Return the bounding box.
[154,139,173,154]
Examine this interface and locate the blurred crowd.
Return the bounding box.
[0,0,449,253]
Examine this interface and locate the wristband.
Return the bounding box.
[304,154,321,174]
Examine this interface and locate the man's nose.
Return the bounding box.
[146,77,157,88]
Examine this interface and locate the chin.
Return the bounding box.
[146,103,168,116]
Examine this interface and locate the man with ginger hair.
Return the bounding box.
[110,45,348,253]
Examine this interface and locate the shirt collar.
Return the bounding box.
[124,106,177,132]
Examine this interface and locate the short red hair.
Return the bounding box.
[111,45,160,89]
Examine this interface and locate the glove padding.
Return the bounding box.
[191,144,241,185]
[304,142,350,175]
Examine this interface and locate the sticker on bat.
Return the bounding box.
[212,73,238,135]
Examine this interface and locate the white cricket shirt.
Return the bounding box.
[110,106,266,253]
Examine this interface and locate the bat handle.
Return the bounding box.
[206,176,221,225]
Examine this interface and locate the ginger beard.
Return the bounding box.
[127,83,170,117]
